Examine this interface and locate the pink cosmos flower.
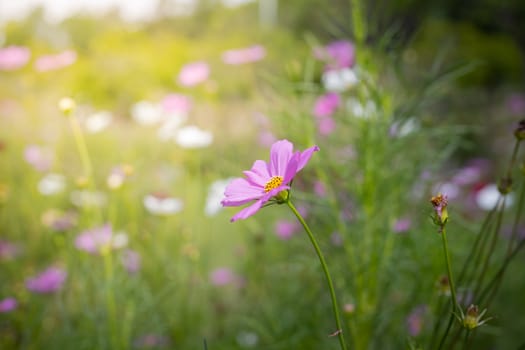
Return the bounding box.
[221,45,266,65]
[34,50,77,72]
[26,267,67,294]
[121,249,141,274]
[221,139,319,222]
[0,46,30,70]
[75,224,114,254]
[162,93,192,114]
[177,61,210,87]
[0,297,17,313]
[314,40,355,71]
[210,267,237,286]
[313,93,340,118]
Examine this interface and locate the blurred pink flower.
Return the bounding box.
[121,249,141,274]
[0,46,30,70]
[177,61,210,87]
[406,305,427,337]
[275,220,299,240]
[24,145,53,172]
[313,93,340,118]
[133,334,170,348]
[317,116,336,136]
[506,93,525,115]
[221,45,266,65]
[0,297,17,313]
[221,139,319,222]
[315,40,355,71]
[0,240,20,260]
[34,50,77,72]
[162,93,192,114]
[26,267,67,294]
[210,267,237,286]
[331,232,343,246]
[313,180,327,197]
[393,218,411,233]
[258,130,277,147]
[75,224,113,254]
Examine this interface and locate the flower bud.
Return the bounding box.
[430,193,448,228]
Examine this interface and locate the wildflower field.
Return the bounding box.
[1,1,525,349]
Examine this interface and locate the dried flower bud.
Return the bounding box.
[498,177,512,194]
[430,193,448,228]
[458,304,491,330]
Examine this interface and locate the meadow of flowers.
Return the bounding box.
[1,2,525,350]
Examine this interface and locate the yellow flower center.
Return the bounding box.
[264,176,283,193]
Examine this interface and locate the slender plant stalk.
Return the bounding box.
[286,200,348,350]
[68,116,93,178]
[437,226,459,350]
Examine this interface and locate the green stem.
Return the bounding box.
[437,226,459,350]
[103,250,120,350]
[286,200,348,350]
[68,115,93,178]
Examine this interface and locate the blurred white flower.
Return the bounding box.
[38,173,65,195]
[476,184,514,211]
[157,115,188,142]
[205,178,233,216]
[112,231,129,249]
[433,182,460,200]
[70,190,107,207]
[131,101,163,125]
[390,117,419,138]
[322,68,358,92]
[236,331,259,348]
[143,193,183,215]
[84,111,112,133]
[175,125,213,148]
[346,98,376,119]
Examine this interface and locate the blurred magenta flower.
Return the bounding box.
[177,61,210,87]
[221,139,319,222]
[393,217,412,233]
[0,240,20,260]
[133,334,170,348]
[0,297,17,313]
[313,180,327,197]
[121,249,141,274]
[143,192,183,215]
[24,145,53,172]
[0,46,30,70]
[275,220,299,240]
[317,116,336,136]
[406,305,427,336]
[210,267,237,286]
[41,209,77,231]
[221,45,266,65]
[75,224,126,254]
[161,93,192,115]
[315,40,355,71]
[34,50,76,72]
[313,92,340,118]
[26,267,67,294]
[506,93,525,115]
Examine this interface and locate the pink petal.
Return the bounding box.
[283,152,300,184]
[230,197,266,222]
[269,140,293,177]
[243,160,270,187]
[297,145,320,172]
[222,178,263,206]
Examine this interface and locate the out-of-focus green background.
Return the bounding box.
[1,1,524,349]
